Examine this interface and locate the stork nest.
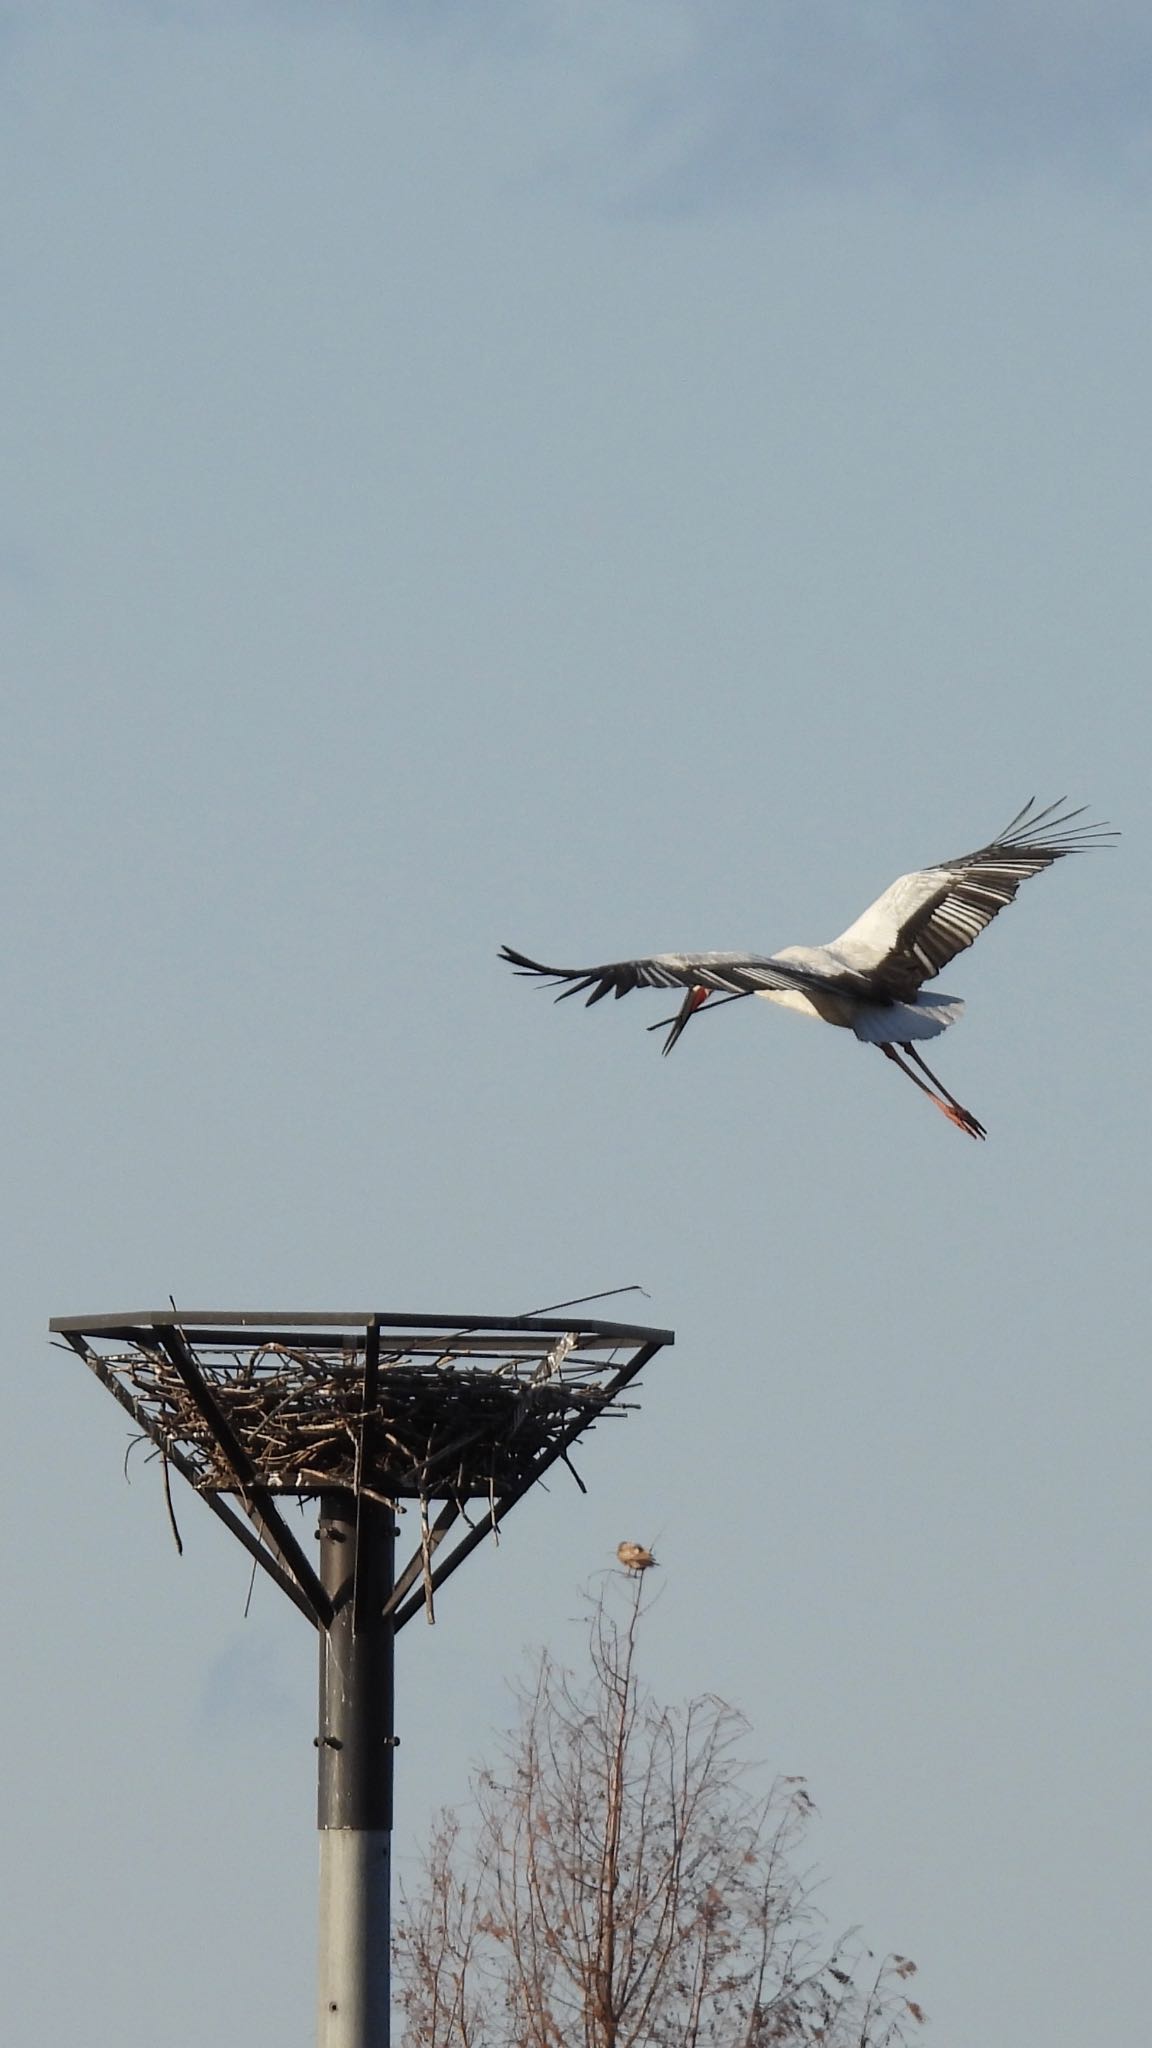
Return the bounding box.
[105,1336,629,1501]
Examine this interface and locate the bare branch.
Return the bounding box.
[394,1584,925,2048]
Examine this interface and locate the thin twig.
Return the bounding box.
[160,1452,184,1556]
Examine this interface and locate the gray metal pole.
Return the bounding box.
[317,1491,396,2047]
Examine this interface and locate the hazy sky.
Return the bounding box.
[3,6,1150,2044]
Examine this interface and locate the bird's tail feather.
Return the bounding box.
[851,994,965,1044]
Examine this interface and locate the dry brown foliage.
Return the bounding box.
[395,1581,925,2047]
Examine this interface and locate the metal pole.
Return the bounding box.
[317,1491,396,2047]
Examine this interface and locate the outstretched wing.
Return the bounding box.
[500,943,861,1006]
[829,799,1115,998]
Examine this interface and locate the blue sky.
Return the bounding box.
[2,6,1150,2044]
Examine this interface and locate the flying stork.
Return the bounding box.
[500,800,1114,1141]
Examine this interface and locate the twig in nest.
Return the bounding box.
[105,1341,626,1508]
[123,1433,148,1483]
[420,1495,435,1626]
[559,1448,587,1494]
[524,1282,650,1314]
[160,1453,184,1556]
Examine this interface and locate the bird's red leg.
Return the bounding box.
[661,985,711,1057]
[902,1043,987,1140]
[879,1044,986,1140]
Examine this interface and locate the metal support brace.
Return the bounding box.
[157,1325,333,1625]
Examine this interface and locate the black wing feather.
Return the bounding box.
[870,799,1115,996]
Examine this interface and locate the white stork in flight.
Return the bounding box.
[500,800,1113,1141]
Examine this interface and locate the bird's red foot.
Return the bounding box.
[939,1099,987,1141]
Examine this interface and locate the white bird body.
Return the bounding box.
[754,967,964,1043]
[501,800,1114,1140]
[756,978,846,1026]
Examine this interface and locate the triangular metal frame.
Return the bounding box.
[52,1309,673,1631]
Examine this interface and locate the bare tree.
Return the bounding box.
[395,1579,926,2047]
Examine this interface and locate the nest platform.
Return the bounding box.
[53,1309,673,1630]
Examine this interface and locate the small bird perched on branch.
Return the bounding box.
[501,799,1115,1141]
[617,1541,657,1572]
